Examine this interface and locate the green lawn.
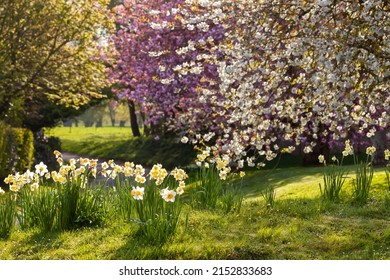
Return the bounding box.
[45,126,196,169]
[1,166,389,260]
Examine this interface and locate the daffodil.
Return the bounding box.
[171,168,188,181]
[4,174,14,185]
[91,168,97,178]
[135,165,145,176]
[30,182,39,192]
[113,164,123,173]
[135,175,146,184]
[35,162,48,176]
[366,146,376,156]
[90,159,98,168]
[22,170,35,184]
[79,157,90,166]
[101,162,109,170]
[179,181,186,188]
[385,149,390,161]
[318,155,325,164]
[10,184,20,192]
[124,166,135,177]
[0,187,5,195]
[124,162,135,168]
[101,169,108,177]
[161,188,176,202]
[109,170,117,180]
[176,186,185,195]
[57,157,63,166]
[343,140,353,157]
[131,186,144,200]
[149,164,162,179]
[53,150,62,158]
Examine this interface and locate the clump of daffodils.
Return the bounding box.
[149,164,168,185]
[194,145,235,180]
[3,161,49,192]
[2,150,189,204]
[342,140,354,157]
[366,146,376,156]
[385,149,390,161]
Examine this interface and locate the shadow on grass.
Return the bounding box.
[62,137,196,169]
[10,229,63,259]
[241,167,323,199]
[111,228,173,260]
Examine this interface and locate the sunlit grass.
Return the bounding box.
[45,126,196,168]
[1,166,389,260]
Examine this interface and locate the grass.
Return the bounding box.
[45,126,196,169]
[1,165,390,260]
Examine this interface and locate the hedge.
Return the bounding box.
[0,121,35,180]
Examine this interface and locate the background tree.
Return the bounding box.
[0,0,113,126]
[108,0,225,137]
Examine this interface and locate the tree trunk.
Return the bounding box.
[109,108,115,127]
[140,111,150,136]
[128,99,141,137]
[371,129,387,165]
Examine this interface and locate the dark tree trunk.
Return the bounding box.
[128,99,141,137]
[371,129,387,165]
[140,111,150,136]
[109,108,115,127]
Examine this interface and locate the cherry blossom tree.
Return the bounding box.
[175,0,389,166]
[108,0,225,136]
[110,0,389,166]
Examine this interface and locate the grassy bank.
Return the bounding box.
[45,126,196,169]
[1,166,389,260]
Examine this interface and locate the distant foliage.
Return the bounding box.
[33,134,62,171]
[0,122,34,180]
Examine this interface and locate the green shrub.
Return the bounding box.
[0,122,34,180]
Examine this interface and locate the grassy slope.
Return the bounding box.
[1,166,389,260]
[45,126,196,169]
